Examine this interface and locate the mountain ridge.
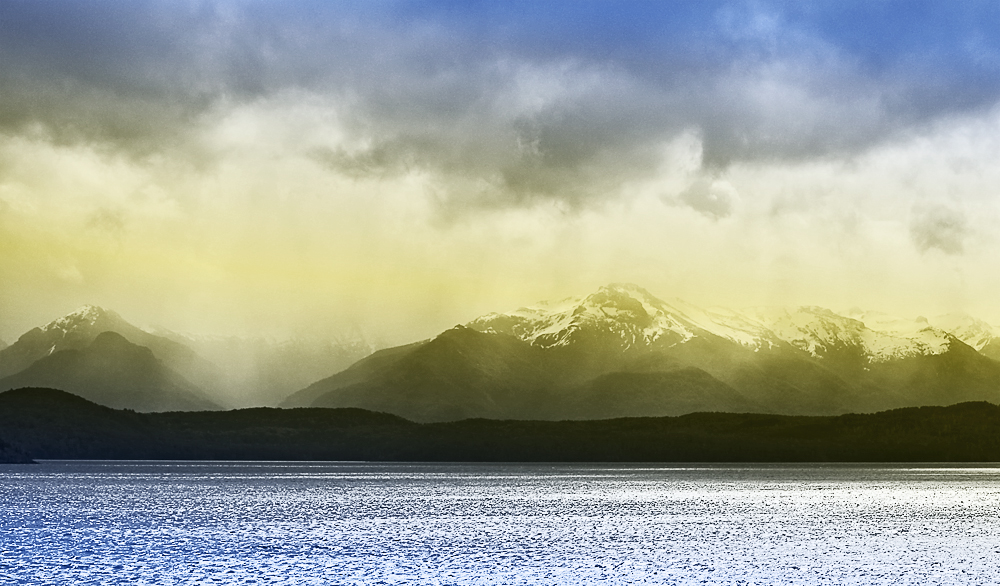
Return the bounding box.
[8,286,1000,418]
[471,284,978,363]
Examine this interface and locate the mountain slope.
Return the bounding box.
[0,306,225,399]
[309,326,557,422]
[979,339,1000,362]
[0,332,219,412]
[282,341,426,408]
[860,339,1000,409]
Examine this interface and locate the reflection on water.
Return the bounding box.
[3,461,1000,585]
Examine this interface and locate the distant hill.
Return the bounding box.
[0,332,219,412]
[6,388,1000,463]
[286,284,1000,422]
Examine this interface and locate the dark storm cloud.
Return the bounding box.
[4,0,1000,206]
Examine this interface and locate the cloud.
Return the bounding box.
[4,1,1000,209]
[910,205,968,255]
[5,94,1000,342]
[677,177,738,219]
[86,207,127,240]
[3,1,1000,212]
[52,262,84,284]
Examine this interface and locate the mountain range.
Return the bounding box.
[284,284,1000,421]
[5,284,1000,419]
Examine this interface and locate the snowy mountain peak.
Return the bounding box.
[577,284,661,326]
[41,305,123,335]
[471,284,664,349]
[587,283,659,305]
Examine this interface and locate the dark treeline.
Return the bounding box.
[3,388,1000,463]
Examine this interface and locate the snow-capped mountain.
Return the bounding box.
[470,283,967,363]
[37,305,128,352]
[10,290,1000,421]
[1,306,135,378]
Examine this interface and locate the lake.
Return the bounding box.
[2,461,999,585]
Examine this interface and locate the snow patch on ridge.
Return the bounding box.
[927,312,997,351]
[843,310,952,358]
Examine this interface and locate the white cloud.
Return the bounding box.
[4,76,1000,341]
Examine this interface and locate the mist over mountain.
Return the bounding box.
[0,306,375,409]
[153,331,374,407]
[286,284,1000,422]
[0,332,218,412]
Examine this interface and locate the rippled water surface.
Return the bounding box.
[3,462,1000,585]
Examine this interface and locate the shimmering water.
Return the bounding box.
[3,462,1000,585]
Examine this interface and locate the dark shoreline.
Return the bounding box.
[4,387,1000,464]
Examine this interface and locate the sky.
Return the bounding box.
[3,0,1000,345]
